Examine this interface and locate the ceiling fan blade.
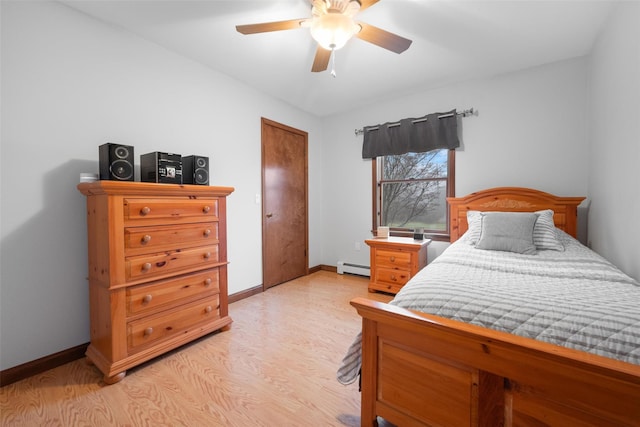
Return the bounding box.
[311,45,331,72]
[236,19,306,35]
[358,0,380,12]
[355,22,412,54]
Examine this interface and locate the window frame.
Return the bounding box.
[371,149,455,242]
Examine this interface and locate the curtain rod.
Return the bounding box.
[354,108,476,136]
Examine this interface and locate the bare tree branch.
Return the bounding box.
[381,150,447,229]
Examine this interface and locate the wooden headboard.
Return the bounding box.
[447,187,585,242]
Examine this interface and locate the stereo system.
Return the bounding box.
[182,155,209,185]
[97,144,209,185]
[140,151,183,184]
[99,143,135,181]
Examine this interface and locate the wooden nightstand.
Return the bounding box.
[365,237,431,295]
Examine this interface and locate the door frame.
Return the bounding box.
[261,117,309,290]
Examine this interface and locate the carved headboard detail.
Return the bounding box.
[447,187,585,243]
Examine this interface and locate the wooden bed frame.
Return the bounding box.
[352,187,640,426]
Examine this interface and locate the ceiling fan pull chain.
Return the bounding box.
[331,48,337,78]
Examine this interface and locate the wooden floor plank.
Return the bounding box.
[1,271,393,426]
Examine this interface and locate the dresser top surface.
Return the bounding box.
[78,181,234,197]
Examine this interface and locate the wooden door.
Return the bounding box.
[261,118,308,289]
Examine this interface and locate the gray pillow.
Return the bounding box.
[476,212,537,254]
[533,209,564,251]
[464,210,482,244]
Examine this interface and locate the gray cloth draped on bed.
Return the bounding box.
[337,230,640,385]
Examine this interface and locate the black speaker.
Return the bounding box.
[182,155,209,185]
[99,143,134,181]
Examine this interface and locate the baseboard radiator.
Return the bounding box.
[337,261,370,277]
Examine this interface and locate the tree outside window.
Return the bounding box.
[374,149,454,240]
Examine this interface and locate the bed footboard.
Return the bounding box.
[351,297,640,427]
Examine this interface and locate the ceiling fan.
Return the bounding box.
[236,0,412,74]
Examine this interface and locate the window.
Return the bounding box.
[372,149,455,241]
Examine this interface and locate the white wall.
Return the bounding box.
[588,2,640,281]
[0,1,323,370]
[321,58,590,266]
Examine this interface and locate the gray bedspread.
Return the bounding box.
[337,231,640,385]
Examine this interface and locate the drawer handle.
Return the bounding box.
[389,256,396,262]
[204,278,212,287]
[202,205,211,214]
[141,234,151,244]
[140,206,151,216]
[144,327,153,337]
[142,294,153,304]
[205,306,213,313]
[390,274,397,281]
[141,262,152,272]
[203,252,211,260]
[203,229,211,237]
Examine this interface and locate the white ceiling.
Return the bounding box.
[59,0,614,117]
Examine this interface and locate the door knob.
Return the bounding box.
[266,213,273,218]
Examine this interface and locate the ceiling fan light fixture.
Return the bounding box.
[310,12,360,50]
[236,0,412,73]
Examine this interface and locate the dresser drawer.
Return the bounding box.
[376,267,411,287]
[124,198,218,223]
[127,269,220,316]
[126,244,219,281]
[376,249,412,269]
[127,296,220,352]
[125,223,218,255]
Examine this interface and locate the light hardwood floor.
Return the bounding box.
[1,271,393,426]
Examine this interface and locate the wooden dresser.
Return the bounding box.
[77,181,234,384]
[365,237,430,295]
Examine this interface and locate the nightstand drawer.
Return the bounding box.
[368,281,403,295]
[376,249,412,269]
[377,267,411,286]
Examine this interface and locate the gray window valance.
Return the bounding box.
[361,109,460,159]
